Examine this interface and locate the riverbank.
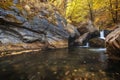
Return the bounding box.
[0,49,42,57]
[0,41,46,57]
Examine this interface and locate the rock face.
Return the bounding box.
[0,1,78,51]
[105,27,120,57]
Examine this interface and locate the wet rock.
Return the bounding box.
[75,21,99,46]
[68,35,78,47]
[75,32,90,46]
[89,38,105,48]
[104,30,111,37]
[90,30,100,39]
[66,24,80,47]
[105,27,120,57]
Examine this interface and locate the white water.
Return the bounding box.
[89,48,106,52]
[79,42,89,48]
[84,42,89,47]
[79,30,106,48]
[99,30,105,39]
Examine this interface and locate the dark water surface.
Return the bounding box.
[0,47,120,80]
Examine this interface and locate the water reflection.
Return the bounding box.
[0,48,120,80]
[106,59,120,79]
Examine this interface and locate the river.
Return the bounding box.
[0,47,120,80]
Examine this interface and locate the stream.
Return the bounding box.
[0,47,120,80]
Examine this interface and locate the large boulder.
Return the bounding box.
[66,24,80,47]
[76,21,99,46]
[105,27,120,57]
[89,38,105,48]
[0,1,78,51]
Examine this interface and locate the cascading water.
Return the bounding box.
[80,30,105,48]
[79,30,105,48]
[83,42,89,47]
[79,42,89,48]
[99,30,105,39]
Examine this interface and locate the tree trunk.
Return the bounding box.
[87,0,94,27]
[88,2,94,22]
[109,0,116,23]
[115,0,118,23]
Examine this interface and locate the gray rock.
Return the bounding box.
[13,0,19,4]
[0,2,79,49]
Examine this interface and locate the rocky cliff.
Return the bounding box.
[0,0,79,52]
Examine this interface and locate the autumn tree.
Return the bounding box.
[66,0,88,24]
[108,0,120,24]
[65,0,119,28]
[48,0,67,16]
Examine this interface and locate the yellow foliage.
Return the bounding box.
[15,4,23,11]
[66,0,88,24]
[0,0,13,10]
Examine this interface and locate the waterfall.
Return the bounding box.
[84,42,89,47]
[99,30,105,39]
[79,42,89,48]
